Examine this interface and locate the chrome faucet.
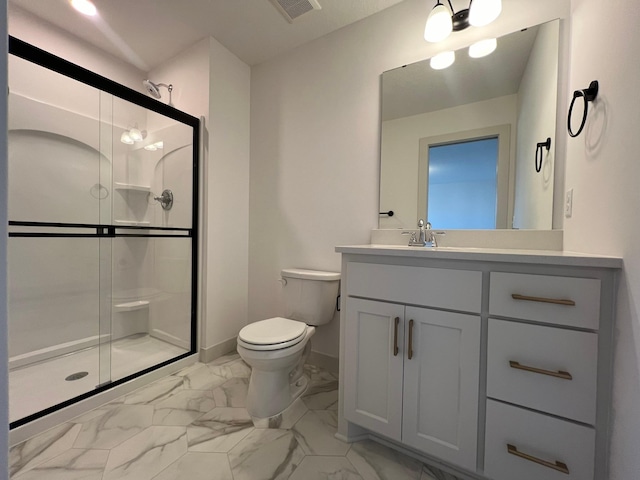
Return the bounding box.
[407,219,442,247]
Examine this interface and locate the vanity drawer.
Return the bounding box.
[487,319,598,424]
[347,262,481,313]
[485,400,595,480]
[489,272,600,329]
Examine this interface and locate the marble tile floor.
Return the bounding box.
[9,334,187,423]
[9,354,464,480]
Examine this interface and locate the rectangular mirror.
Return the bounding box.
[379,19,560,230]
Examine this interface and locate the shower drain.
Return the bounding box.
[65,372,89,381]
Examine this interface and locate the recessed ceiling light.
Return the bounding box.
[70,0,97,17]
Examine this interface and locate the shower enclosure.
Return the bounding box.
[7,38,199,427]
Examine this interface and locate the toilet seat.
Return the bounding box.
[238,317,308,351]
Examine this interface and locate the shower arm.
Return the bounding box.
[157,83,173,105]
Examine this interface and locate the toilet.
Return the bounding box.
[237,268,340,419]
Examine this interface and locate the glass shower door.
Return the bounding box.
[8,37,199,428]
[7,54,113,425]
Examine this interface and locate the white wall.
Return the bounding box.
[205,38,250,351]
[380,95,517,230]
[563,0,640,478]
[1,0,10,474]
[250,0,570,359]
[513,20,559,229]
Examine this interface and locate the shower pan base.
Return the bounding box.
[9,335,187,424]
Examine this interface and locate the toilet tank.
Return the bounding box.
[281,268,340,326]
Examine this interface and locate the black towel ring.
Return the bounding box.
[535,137,551,173]
[568,80,599,137]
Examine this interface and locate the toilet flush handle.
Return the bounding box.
[278,278,287,286]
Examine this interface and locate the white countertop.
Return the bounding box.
[335,244,623,269]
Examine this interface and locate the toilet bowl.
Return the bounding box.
[237,269,340,420]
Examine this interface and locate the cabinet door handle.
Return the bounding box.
[511,293,576,306]
[507,444,570,475]
[509,361,573,380]
[393,317,399,356]
[407,319,414,360]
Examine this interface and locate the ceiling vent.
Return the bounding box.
[270,0,322,23]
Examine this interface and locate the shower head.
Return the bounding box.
[143,79,162,99]
[143,80,174,105]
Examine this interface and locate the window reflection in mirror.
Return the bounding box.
[379,19,560,230]
[427,138,499,229]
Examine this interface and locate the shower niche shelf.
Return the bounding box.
[114,300,150,312]
[114,182,151,193]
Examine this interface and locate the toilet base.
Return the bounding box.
[239,327,315,420]
[251,387,310,429]
[245,365,310,419]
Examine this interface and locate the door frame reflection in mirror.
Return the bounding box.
[418,125,511,229]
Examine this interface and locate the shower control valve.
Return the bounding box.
[153,189,174,211]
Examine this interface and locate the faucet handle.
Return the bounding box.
[417,219,424,229]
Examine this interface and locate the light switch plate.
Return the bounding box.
[565,189,573,218]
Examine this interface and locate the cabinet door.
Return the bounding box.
[344,298,404,441]
[402,307,480,471]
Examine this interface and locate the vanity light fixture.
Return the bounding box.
[128,127,143,142]
[424,0,502,43]
[469,38,497,58]
[430,50,456,70]
[69,0,97,16]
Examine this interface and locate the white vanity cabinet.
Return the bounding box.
[484,272,603,480]
[343,262,482,471]
[336,246,621,480]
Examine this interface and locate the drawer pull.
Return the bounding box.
[408,319,414,360]
[393,317,400,356]
[512,293,576,306]
[509,361,573,380]
[507,444,570,474]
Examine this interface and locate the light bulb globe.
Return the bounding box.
[469,0,502,27]
[469,38,497,58]
[129,128,143,142]
[430,51,455,70]
[424,3,453,43]
[120,132,134,145]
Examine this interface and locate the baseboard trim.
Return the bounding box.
[199,337,238,364]
[309,351,338,374]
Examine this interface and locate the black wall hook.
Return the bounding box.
[535,137,552,173]
[568,80,599,137]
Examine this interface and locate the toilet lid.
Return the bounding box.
[238,317,307,345]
